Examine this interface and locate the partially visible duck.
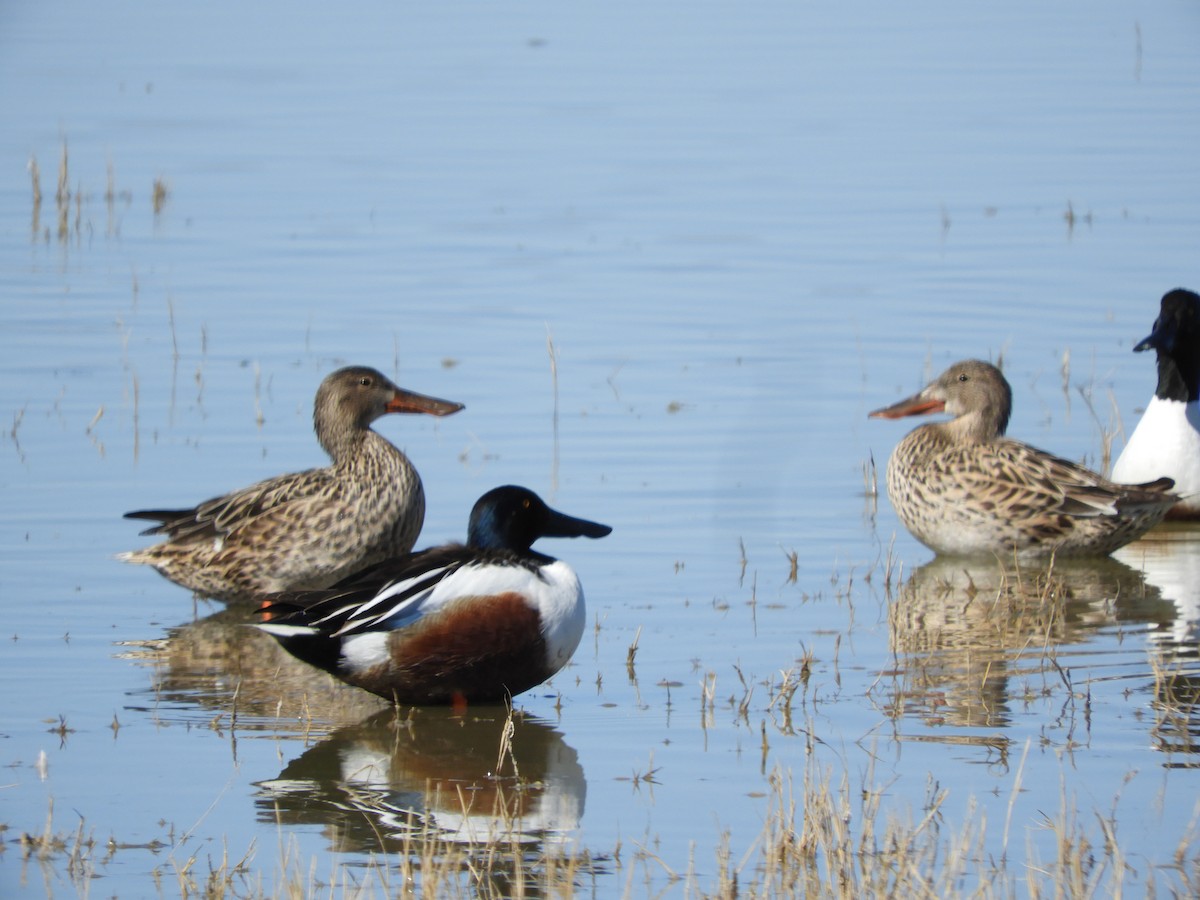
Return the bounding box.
[120,366,463,602]
[257,485,611,706]
[870,359,1177,558]
[1111,288,1200,518]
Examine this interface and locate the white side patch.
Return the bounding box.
[341,632,392,671]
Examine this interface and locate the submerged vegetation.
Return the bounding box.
[27,140,156,246]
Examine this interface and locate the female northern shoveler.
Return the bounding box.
[120,366,463,602]
[1111,288,1200,519]
[256,485,611,706]
[869,359,1177,558]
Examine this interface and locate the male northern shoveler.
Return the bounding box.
[256,485,611,706]
[869,359,1177,558]
[120,366,463,602]
[1111,288,1200,519]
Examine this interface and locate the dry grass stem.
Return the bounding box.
[546,325,559,496]
[153,176,170,214]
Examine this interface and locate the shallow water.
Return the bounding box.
[3,0,1200,895]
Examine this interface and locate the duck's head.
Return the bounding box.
[870,359,1011,441]
[1133,289,1200,403]
[468,486,612,554]
[1135,289,1200,357]
[315,366,464,434]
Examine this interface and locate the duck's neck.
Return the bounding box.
[318,420,372,465]
[942,407,1008,444]
[1156,353,1200,404]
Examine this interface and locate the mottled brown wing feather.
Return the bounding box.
[942,439,1175,521]
[127,467,334,543]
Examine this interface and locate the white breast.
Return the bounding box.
[1112,397,1200,511]
[531,561,587,673]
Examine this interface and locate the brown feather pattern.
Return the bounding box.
[121,366,462,602]
[871,359,1177,558]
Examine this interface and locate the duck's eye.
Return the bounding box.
[358,376,373,387]
[522,499,531,509]
[957,373,969,383]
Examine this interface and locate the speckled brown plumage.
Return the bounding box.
[870,359,1177,558]
[121,366,462,602]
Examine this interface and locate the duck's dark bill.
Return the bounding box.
[1132,328,1164,353]
[545,507,613,540]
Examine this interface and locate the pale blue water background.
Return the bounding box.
[3,0,1200,894]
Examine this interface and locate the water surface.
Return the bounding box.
[3,0,1200,895]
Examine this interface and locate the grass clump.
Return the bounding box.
[692,758,1200,899]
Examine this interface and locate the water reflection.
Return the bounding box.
[256,709,586,855]
[1115,525,1200,763]
[1114,524,1200,651]
[123,612,593,889]
[885,556,1176,743]
[123,605,389,729]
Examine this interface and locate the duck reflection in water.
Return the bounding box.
[123,603,388,728]
[1115,525,1200,759]
[1116,524,1200,650]
[256,708,586,856]
[887,555,1175,746]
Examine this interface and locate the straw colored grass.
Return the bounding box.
[14,742,1200,899]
